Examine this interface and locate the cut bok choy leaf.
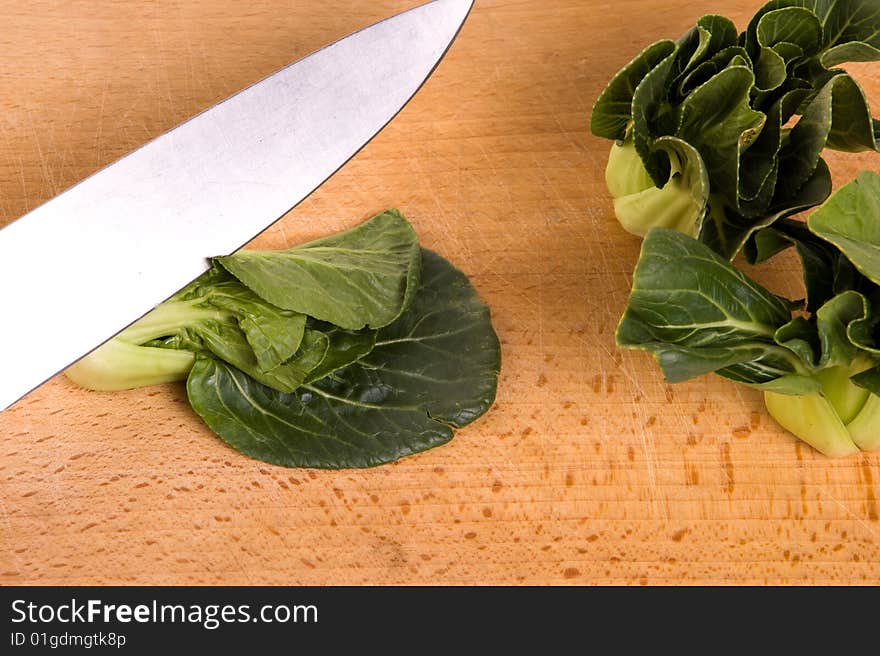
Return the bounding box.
[65,210,501,468]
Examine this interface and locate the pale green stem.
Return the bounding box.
[65,339,195,391]
[846,393,880,452]
[763,390,860,458]
[814,365,871,425]
[65,300,230,391]
[115,300,230,344]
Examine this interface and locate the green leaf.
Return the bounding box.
[775,79,838,198]
[808,171,880,284]
[590,40,676,140]
[187,250,501,469]
[772,41,806,62]
[179,318,324,394]
[738,89,808,214]
[361,249,501,427]
[700,157,832,260]
[173,266,307,373]
[747,1,880,64]
[852,366,880,395]
[216,209,421,330]
[775,315,821,366]
[743,223,798,264]
[677,46,751,96]
[631,47,680,186]
[674,66,766,209]
[815,290,871,367]
[616,228,801,384]
[670,15,739,94]
[198,279,305,373]
[756,7,822,56]
[846,294,880,355]
[754,46,789,93]
[811,0,880,64]
[301,323,377,383]
[823,73,878,152]
[821,41,880,66]
[745,218,843,311]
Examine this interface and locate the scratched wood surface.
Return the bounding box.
[1,0,878,585]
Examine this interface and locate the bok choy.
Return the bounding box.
[617,173,880,456]
[591,0,879,259]
[65,210,501,468]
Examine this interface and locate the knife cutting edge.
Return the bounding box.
[0,0,474,412]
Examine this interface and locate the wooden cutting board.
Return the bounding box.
[1,0,878,585]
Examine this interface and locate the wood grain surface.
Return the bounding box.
[1,0,878,585]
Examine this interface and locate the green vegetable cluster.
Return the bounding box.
[617,172,880,457]
[591,0,879,259]
[591,0,880,456]
[66,210,501,468]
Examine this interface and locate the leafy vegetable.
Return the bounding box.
[617,172,880,456]
[807,170,880,282]
[215,211,421,330]
[591,0,879,259]
[65,211,500,468]
[188,250,501,468]
[604,135,709,236]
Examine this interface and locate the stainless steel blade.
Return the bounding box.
[0,0,473,411]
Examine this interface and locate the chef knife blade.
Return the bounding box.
[0,0,473,411]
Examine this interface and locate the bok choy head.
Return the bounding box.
[591,0,879,259]
[616,172,880,457]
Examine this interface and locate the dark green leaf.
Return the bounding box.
[772,41,806,62]
[631,48,679,186]
[846,292,880,355]
[754,46,788,92]
[700,157,831,259]
[677,46,751,96]
[590,40,676,140]
[812,0,880,61]
[821,41,880,66]
[775,315,821,366]
[745,218,841,311]
[741,86,814,214]
[823,74,878,152]
[653,342,805,385]
[173,266,307,373]
[674,66,766,208]
[756,7,822,56]
[187,250,501,469]
[808,170,880,284]
[747,1,880,63]
[670,15,738,94]
[738,92,787,210]
[616,228,801,384]
[775,78,839,197]
[187,356,456,468]
[815,290,871,367]
[852,366,880,395]
[301,323,377,383]
[743,223,798,263]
